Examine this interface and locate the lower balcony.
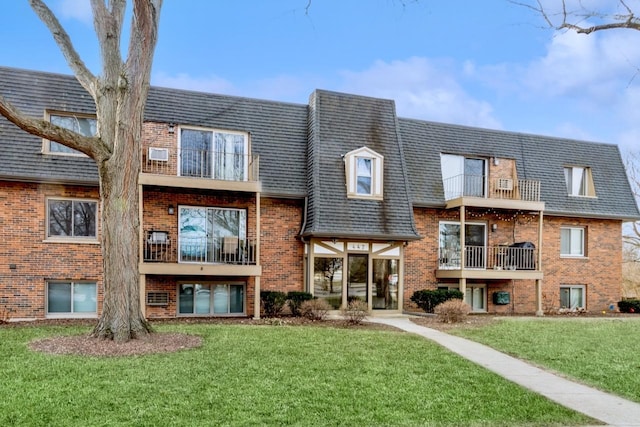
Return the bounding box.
[436,245,543,280]
[140,233,261,276]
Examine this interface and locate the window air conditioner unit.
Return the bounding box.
[146,292,169,306]
[497,178,514,191]
[148,147,169,161]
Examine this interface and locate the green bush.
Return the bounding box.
[411,289,463,313]
[300,298,331,321]
[434,299,471,323]
[341,299,368,325]
[618,299,640,313]
[287,291,313,317]
[260,291,287,317]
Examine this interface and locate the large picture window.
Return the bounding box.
[180,128,248,181]
[46,113,96,156]
[560,227,585,257]
[179,206,246,263]
[47,198,98,239]
[178,283,245,315]
[47,281,97,317]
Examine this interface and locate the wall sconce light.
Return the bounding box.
[491,223,498,232]
[168,205,175,215]
[493,157,500,166]
[168,123,175,134]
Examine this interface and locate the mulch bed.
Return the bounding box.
[17,316,398,357]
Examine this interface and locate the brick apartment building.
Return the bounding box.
[1,66,638,321]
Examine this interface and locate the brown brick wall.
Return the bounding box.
[259,197,305,294]
[407,207,623,313]
[0,181,103,319]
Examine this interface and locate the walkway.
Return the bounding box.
[369,316,640,427]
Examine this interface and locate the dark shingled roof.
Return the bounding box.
[400,118,640,220]
[1,66,637,226]
[302,90,420,240]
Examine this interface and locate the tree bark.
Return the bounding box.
[0,0,163,342]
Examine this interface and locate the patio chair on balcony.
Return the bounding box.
[222,236,239,264]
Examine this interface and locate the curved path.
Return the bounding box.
[369,316,640,427]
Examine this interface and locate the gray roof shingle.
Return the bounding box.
[1,66,637,224]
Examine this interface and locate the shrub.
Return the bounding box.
[287,291,313,317]
[300,298,331,321]
[260,291,287,317]
[341,299,368,325]
[618,299,640,313]
[411,289,463,313]
[434,299,471,323]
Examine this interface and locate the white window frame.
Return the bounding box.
[178,126,249,181]
[46,281,98,318]
[43,111,96,157]
[564,166,595,197]
[46,197,99,242]
[560,226,585,258]
[344,147,383,200]
[560,285,585,310]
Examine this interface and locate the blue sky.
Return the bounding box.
[2,0,639,152]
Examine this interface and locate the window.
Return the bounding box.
[344,147,383,199]
[465,284,486,312]
[178,206,246,263]
[564,166,595,197]
[560,285,585,310]
[439,221,486,269]
[180,128,249,181]
[560,227,585,257]
[45,112,97,156]
[178,283,245,315]
[47,198,98,239]
[47,281,97,317]
[440,154,486,199]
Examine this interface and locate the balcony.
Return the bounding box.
[139,146,261,192]
[436,245,543,280]
[443,175,544,211]
[140,232,261,276]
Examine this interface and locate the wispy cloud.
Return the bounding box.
[336,57,502,129]
[57,0,93,26]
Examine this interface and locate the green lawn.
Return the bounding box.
[0,323,593,427]
[454,317,640,403]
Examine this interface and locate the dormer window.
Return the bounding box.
[564,166,595,197]
[345,147,383,200]
[44,111,96,156]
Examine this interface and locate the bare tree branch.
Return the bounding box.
[28,0,96,96]
[0,93,109,161]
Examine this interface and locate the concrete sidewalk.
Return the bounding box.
[369,316,640,427]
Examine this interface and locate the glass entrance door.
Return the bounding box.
[347,254,368,303]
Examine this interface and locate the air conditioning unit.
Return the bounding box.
[497,178,514,191]
[148,147,169,161]
[146,292,169,306]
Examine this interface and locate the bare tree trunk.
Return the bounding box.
[92,119,151,341]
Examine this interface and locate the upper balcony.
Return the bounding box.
[443,175,544,211]
[139,146,261,193]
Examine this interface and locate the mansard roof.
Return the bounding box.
[0,66,637,224]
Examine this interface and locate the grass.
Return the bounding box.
[453,317,640,403]
[0,323,593,427]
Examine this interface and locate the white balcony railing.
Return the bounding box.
[442,175,540,202]
[439,245,537,270]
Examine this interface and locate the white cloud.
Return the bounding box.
[336,57,502,129]
[57,0,93,25]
